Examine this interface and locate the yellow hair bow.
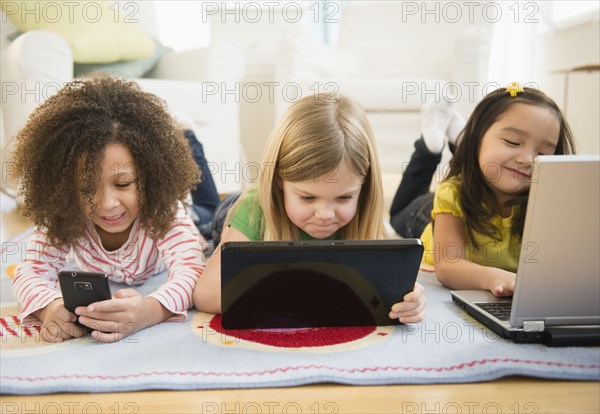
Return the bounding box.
[506,82,524,97]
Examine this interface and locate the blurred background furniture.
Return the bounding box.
[273,2,494,211]
[0,1,245,195]
[537,17,600,155]
[5,1,596,212]
[207,1,494,211]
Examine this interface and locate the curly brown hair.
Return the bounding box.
[12,76,200,245]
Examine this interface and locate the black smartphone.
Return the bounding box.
[58,271,112,314]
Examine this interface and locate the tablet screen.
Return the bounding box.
[220,240,423,329]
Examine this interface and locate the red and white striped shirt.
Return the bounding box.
[13,206,206,326]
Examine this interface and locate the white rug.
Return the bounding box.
[1,229,599,394]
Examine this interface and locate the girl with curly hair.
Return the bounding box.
[389,84,575,296]
[193,93,427,323]
[12,76,211,343]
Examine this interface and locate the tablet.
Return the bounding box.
[221,239,423,329]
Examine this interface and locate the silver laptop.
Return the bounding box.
[451,155,600,346]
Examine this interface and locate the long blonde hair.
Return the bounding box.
[229,93,385,240]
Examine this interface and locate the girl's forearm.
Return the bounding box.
[193,269,221,314]
[140,297,175,329]
[434,258,511,291]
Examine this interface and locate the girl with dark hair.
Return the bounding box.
[390,84,576,296]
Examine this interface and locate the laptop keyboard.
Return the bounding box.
[475,302,511,321]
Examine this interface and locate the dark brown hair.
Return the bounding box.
[12,76,200,245]
[446,86,576,245]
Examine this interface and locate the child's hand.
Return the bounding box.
[75,289,170,343]
[389,282,426,323]
[489,270,516,297]
[34,299,87,342]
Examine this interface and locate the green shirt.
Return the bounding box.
[229,187,337,241]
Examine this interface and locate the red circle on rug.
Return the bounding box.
[209,315,376,348]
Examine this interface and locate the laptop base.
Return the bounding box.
[544,327,600,347]
[452,293,600,347]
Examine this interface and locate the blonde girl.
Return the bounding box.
[194,93,426,322]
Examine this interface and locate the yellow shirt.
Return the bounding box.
[420,178,520,272]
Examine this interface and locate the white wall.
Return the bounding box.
[536,16,600,154]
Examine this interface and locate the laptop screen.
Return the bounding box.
[511,155,600,327]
